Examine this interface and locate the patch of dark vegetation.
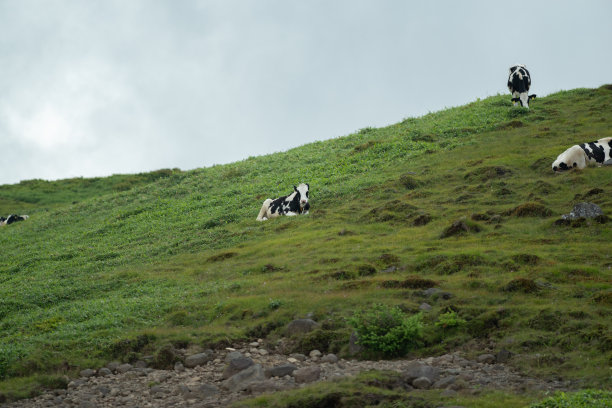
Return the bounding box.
[328,270,356,280]
[470,213,490,221]
[152,343,182,369]
[503,278,540,293]
[246,320,285,339]
[497,119,524,129]
[503,202,552,217]
[600,84,612,91]
[399,174,423,190]
[511,254,540,265]
[575,187,604,200]
[294,329,348,354]
[207,251,237,262]
[554,215,609,227]
[593,291,612,305]
[356,264,377,277]
[364,199,418,223]
[528,309,563,331]
[109,334,155,360]
[377,253,400,266]
[440,219,481,238]
[261,264,284,273]
[530,158,551,172]
[465,308,509,338]
[414,253,486,274]
[412,213,432,226]
[464,166,513,182]
[337,229,355,236]
[340,280,372,290]
[353,140,378,153]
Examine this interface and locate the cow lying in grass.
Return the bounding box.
[552,137,612,172]
[0,214,29,226]
[257,183,310,221]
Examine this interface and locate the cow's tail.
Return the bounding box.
[256,199,272,221]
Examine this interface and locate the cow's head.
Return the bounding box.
[511,94,537,108]
[294,183,309,208]
[552,145,586,172]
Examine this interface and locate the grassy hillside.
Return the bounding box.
[0,86,611,404]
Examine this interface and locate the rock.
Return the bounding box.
[290,353,307,361]
[249,342,260,347]
[116,363,133,374]
[96,386,111,396]
[495,349,513,363]
[287,357,299,364]
[349,331,363,355]
[174,362,185,372]
[133,360,148,368]
[286,319,319,335]
[412,376,432,389]
[381,266,397,273]
[562,202,603,220]
[79,369,96,378]
[309,350,322,358]
[265,364,297,378]
[422,288,453,300]
[403,361,439,383]
[184,350,214,368]
[222,364,266,392]
[258,349,269,356]
[433,376,457,389]
[246,380,284,394]
[97,367,112,377]
[225,351,245,363]
[419,303,432,312]
[222,356,254,379]
[321,354,338,363]
[293,366,321,383]
[191,384,220,398]
[440,389,458,397]
[477,354,496,364]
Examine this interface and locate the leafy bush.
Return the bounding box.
[435,311,466,330]
[349,304,423,357]
[529,390,612,408]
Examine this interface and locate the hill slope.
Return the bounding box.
[0,86,611,404]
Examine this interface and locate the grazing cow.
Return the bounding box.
[508,64,536,108]
[552,137,612,172]
[0,214,29,226]
[256,183,310,221]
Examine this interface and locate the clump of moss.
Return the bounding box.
[207,251,237,262]
[504,278,540,293]
[528,309,563,331]
[503,202,552,217]
[511,254,541,265]
[399,174,423,190]
[440,219,481,238]
[464,166,513,182]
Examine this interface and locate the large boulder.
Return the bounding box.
[286,319,319,336]
[402,361,439,383]
[222,364,266,392]
[222,357,254,379]
[184,350,214,368]
[293,366,321,384]
[562,202,603,220]
[265,364,297,378]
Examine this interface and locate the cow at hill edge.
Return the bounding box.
[256,183,310,221]
[0,214,29,226]
[508,64,536,108]
[552,137,612,172]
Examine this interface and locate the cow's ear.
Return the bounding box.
[306,183,310,190]
[511,97,519,102]
[294,185,298,191]
[529,94,537,100]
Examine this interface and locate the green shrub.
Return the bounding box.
[529,390,612,408]
[435,311,466,330]
[348,304,423,357]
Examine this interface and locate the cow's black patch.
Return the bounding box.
[559,162,569,171]
[580,142,606,163]
[5,215,26,225]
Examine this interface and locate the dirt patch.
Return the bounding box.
[207,252,238,262]
[464,166,513,182]
[503,203,552,217]
[503,278,540,294]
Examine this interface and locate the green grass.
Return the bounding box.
[0,86,611,403]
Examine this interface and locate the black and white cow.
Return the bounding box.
[552,137,612,172]
[508,64,536,108]
[256,183,310,221]
[0,214,29,226]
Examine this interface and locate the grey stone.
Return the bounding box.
[79,401,96,408]
[174,362,185,372]
[265,364,297,378]
[477,354,495,364]
[222,356,254,379]
[412,376,432,389]
[225,351,245,363]
[321,354,338,363]
[433,376,457,389]
[440,389,458,397]
[349,331,363,355]
[97,367,112,377]
[222,364,266,392]
[309,350,322,358]
[79,369,96,378]
[97,386,111,396]
[106,361,121,372]
[184,350,214,368]
[562,202,603,220]
[286,319,319,335]
[419,303,432,312]
[134,360,148,368]
[495,349,512,363]
[381,266,397,273]
[293,366,321,383]
[290,353,307,361]
[191,384,220,398]
[116,363,133,373]
[403,361,439,382]
[246,380,284,394]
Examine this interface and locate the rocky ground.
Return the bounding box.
[2,337,572,408]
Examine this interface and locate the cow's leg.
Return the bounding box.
[257,199,273,221]
[285,211,298,216]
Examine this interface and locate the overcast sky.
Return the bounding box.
[1,1,610,185]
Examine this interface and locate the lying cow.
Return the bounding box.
[256,183,310,221]
[552,137,612,172]
[0,214,29,226]
[508,64,536,108]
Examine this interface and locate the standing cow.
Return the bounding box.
[508,64,536,108]
[256,183,310,221]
